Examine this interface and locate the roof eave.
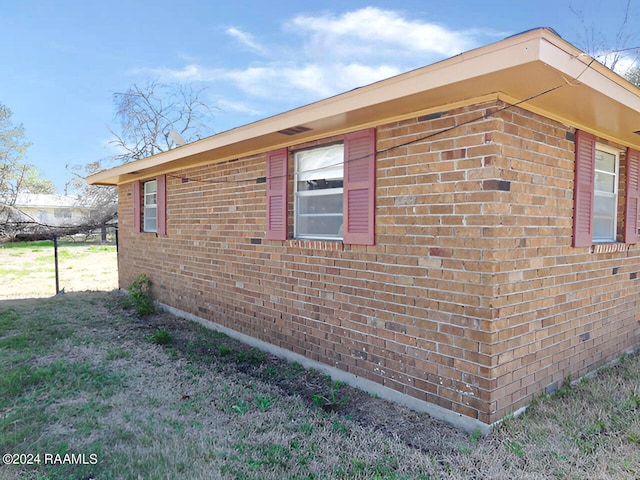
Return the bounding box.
[88,28,640,186]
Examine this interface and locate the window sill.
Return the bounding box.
[140,231,167,238]
[287,239,344,251]
[590,243,631,254]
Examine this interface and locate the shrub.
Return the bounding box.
[128,274,154,316]
[148,328,172,345]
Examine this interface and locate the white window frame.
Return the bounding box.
[143,180,158,233]
[294,143,344,240]
[593,144,620,243]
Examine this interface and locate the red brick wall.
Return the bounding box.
[117,100,640,425]
[487,107,640,420]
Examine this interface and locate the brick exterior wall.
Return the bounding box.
[117,100,640,426]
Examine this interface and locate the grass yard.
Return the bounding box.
[0,289,639,479]
[0,241,117,299]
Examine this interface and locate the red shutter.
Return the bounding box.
[625,147,640,244]
[133,180,141,233]
[156,174,167,236]
[573,130,596,247]
[266,148,288,240]
[343,128,376,245]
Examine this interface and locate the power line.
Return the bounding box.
[162,49,620,188]
[167,84,564,188]
[377,85,564,157]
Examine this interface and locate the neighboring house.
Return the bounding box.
[89,28,640,433]
[11,193,92,227]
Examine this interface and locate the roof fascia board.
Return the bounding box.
[89,32,549,186]
[108,93,506,186]
[89,28,640,186]
[499,91,640,150]
[537,38,640,112]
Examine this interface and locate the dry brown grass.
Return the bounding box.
[1,292,443,479]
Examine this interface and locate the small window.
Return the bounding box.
[294,144,344,240]
[54,209,72,219]
[143,180,158,233]
[593,146,619,242]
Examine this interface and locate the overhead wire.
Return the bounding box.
[162,47,634,188]
[166,84,564,188]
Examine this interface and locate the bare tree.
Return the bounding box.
[55,81,214,243]
[625,65,640,87]
[110,81,216,163]
[570,0,640,72]
[61,80,215,241]
[66,160,117,236]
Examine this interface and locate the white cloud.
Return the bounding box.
[278,63,402,97]
[136,8,495,114]
[215,98,263,116]
[143,62,402,101]
[140,64,214,82]
[289,7,476,59]
[225,27,267,55]
[136,64,223,82]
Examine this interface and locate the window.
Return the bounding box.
[294,144,344,240]
[143,180,158,233]
[265,128,376,245]
[573,130,640,246]
[54,209,72,219]
[593,146,619,242]
[133,175,167,235]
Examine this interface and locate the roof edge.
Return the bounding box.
[88,27,640,186]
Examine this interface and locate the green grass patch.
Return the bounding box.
[1,240,115,250]
[0,332,30,349]
[254,394,273,412]
[1,240,54,249]
[87,245,116,253]
[105,348,131,360]
[35,249,84,262]
[1,359,123,404]
[148,328,173,345]
[0,308,20,328]
[0,266,33,277]
[312,379,350,411]
[217,343,234,356]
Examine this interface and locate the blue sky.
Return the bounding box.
[1,0,638,192]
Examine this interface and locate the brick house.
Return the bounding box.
[8,193,91,227]
[89,28,640,432]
